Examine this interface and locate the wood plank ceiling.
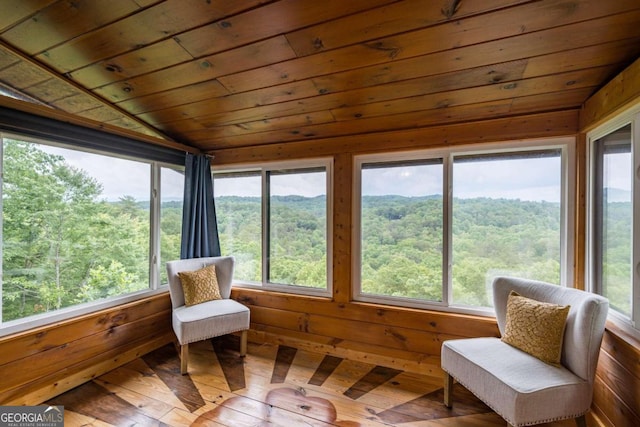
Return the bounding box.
[1,0,640,153]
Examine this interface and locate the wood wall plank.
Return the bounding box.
[573,133,587,290]
[593,373,640,427]
[580,56,640,131]
[3,332,173,406]
[0,295,171,366]
[0,294,174,405]
[234,290,497,339]
[596,350,640,419]
[249,306,460,356]
[332,153,352,304]
[0,308,171,393]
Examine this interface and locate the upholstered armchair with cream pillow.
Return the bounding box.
[166,256,250,374]
[441,276,608,427]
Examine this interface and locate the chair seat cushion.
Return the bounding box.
[441,337,590,426]
[172,299,250,345]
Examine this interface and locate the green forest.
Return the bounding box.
[2,140,631,322]
[1,140,182,322]
[218,193,630,310]
[218,195,566,307]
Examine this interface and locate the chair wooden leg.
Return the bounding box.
[444,372,454,408]
[240,330,248,357]
[575,415,587,427]
[180,343,189,375]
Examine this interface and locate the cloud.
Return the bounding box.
[40,144,184,202]
[214,171,327,198]
[361,156,563,202]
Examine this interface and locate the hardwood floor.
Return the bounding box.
[46,336,579,426]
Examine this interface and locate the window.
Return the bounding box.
[354,139,573,313]
[214,171,262,282]
[0,134,184,333]
[213,159,332,296]
[452,150,564,307]
[159,166,184,285]
[589,116,639,331]
[359,159,443,303]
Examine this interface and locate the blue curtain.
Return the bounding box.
[180,153,221,258]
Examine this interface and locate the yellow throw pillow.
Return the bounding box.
[501,291,570,365]
[178,264,222,306]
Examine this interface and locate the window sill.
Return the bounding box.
[0,286,169,338]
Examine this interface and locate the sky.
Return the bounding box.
[39,144,184,202]
[30,141,632,204]
[213,156,569,201]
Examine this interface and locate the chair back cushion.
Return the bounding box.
[493,276,608,384]
[166,256,235,308]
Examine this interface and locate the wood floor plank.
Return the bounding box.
[343,365,403,400]
[375,384,492,424]
[142,344,206,413]
[159,406,210,427]
[97,360,187,411]
[63,409,114,427]
[210,336,247,392]
[309,355,344,386]
[46,339,583,426]
[47,381,159,426]
[319,358,379,395]
[93,378,174,420]
[359,370,443,403]
[271,345,298,384]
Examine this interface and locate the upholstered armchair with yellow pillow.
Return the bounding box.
[166,256,250,374]
[441,276,608,427]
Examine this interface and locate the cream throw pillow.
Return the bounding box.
[178,264,222,306]
[501,291,570,365]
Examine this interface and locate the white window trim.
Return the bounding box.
[586,104,640,338]
[0,132,177,337]
[213,157,334,298]
[353,137,575,317]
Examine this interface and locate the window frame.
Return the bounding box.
[0,132,183,337]
[213,157,334,298]
[353,137,575,316]
[587,107,640,336]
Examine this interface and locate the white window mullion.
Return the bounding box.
[443,154,453,306]
[149,163,161,289]
[633,114,640,328]
[562,143,576,288]
[262,168,270,285]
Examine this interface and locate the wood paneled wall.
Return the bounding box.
[0,293,174,405]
